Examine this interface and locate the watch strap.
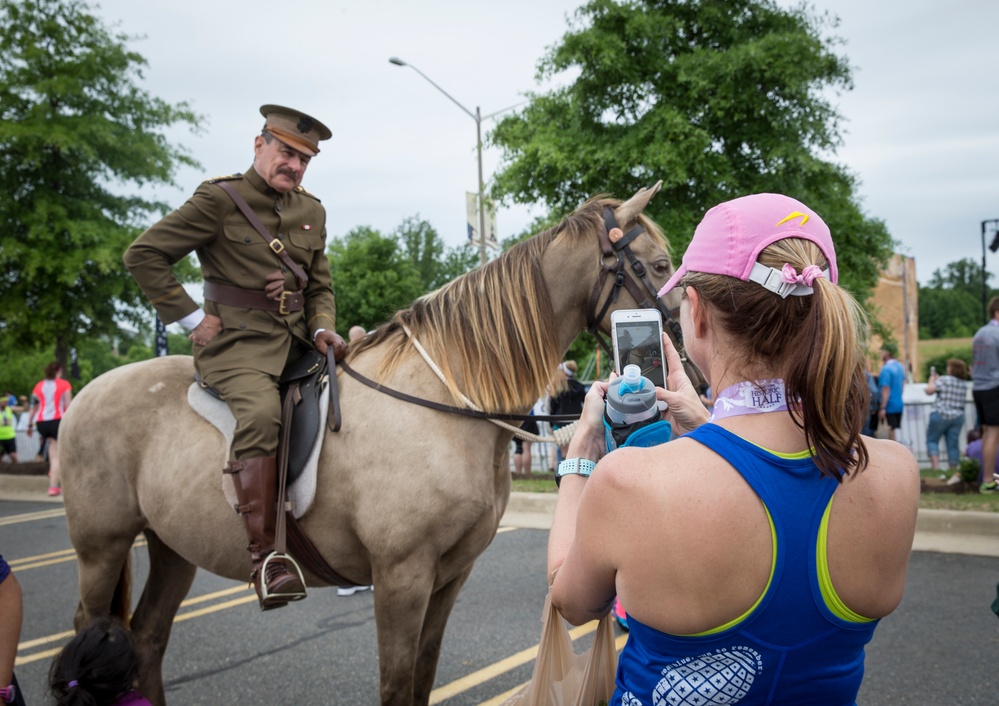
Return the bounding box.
[556,458,596,487]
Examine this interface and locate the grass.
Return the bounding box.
[917,337,972,361]
[914,337,972,380]
[917,468,999,512]
[511,473,558,494]
[512,469,999,511]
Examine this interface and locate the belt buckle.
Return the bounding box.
[269,239,285,255]
[278,291,293,315]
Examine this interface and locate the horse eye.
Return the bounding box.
[654,259,671,276]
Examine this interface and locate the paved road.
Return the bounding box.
[3,497,999,705]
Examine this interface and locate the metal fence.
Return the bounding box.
[507,383,971,473]
[1,389,968,470]
[896,383,975,467]
[1,411,42,462]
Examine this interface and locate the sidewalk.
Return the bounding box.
[2,476,996,557]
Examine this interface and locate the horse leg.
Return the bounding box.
[371,557,437,706]
[413,567,473,704]
[72,526,141,630]
[129,529,197,706]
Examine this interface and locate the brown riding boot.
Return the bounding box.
[225,456,307,610]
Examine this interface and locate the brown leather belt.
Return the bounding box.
[204,281,304,315]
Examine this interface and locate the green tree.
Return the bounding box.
[0,0,201,369]
[928,258,989,299]
[918,287,981,339]
[490,0,893,299]
[393,215,478,291]
[328,226,425,335]
[919,258,994,338]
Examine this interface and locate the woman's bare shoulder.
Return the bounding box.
[841,438,920,508]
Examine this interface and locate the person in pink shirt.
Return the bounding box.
[27,361,73,496]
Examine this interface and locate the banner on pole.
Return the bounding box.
[155,317,169,357]
[466,192,499,250]
[466,192,478,245]
[483,199,498,250]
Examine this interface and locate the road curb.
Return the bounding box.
[3,478,997,555]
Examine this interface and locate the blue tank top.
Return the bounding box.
[613,424,879,706]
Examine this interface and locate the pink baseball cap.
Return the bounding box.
[657,193,838,298]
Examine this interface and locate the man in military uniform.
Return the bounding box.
[124,105,347,609]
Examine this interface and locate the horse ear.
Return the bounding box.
[614,180,663,227]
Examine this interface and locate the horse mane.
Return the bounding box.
[347,197,670,414]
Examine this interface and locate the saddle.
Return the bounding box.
[192,349,359,589]
[277,349,339,484]
[195,348,341,487]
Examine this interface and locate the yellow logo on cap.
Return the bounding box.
[776,211,809,227]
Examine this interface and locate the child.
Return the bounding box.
[963,429,999,491]
[49,618,151,706]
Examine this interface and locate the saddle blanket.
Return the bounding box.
[186,382,327,519]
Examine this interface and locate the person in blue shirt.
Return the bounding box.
[877,343,906,442]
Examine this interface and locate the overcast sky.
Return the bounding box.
[92,0,999,286]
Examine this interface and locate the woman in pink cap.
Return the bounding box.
[548,193,919,705]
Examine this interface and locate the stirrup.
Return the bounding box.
[257,552,307,608]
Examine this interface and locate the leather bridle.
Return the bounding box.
[586,207,687,360]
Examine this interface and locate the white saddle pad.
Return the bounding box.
[186,382,328,519]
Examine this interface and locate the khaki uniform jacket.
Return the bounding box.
[124,167,337,378]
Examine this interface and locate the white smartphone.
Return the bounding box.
[611,308,666,388]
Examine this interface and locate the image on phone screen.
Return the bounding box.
[615,320,666,388]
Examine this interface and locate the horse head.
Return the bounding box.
[582,181,706,391]
[352,181,705,415]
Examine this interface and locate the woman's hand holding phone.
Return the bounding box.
[657,333,710,435]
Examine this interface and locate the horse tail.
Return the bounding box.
[110,553,132,625]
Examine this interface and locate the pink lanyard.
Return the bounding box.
[708,379,790,422]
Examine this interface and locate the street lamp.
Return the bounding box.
[389,56,524,266]
[981,219,999,324]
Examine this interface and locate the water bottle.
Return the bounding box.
[604,364,669,451]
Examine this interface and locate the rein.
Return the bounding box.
[337,357,578,425]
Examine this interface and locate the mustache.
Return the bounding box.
[277,168,298,179]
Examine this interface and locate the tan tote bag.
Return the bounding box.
[502,587,618,706]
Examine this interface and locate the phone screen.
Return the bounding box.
[614,319,666,388]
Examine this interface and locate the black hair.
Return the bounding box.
[49,617,140,706]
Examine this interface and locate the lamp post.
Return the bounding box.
[981,219,999,324]
[389,57,523,266]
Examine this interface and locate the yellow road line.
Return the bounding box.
[15,585,252,665]
[15,646,62,666]
[0,508,66,526]
[172,594,259,622]
[7,547,77,567]
[428,622,600,704]
[17,630,74,651]
[9,540,148,571]
[474,633,629,706]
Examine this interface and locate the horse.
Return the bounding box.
[58,182,701,705]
